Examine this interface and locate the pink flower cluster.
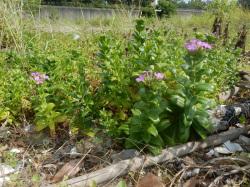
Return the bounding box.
[185,39,212,53]
[31,72,49,85]
[136,71,164,83]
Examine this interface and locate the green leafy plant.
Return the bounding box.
[87,19,240,154]
[34,101,66,134]
[0,13,240,155]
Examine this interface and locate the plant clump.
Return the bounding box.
[0,18,241,154]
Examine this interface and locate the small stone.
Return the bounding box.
[214,141,243,154]
[10,148,22,154]
[206,149,214,157]
[69,146,81,158]
[72,33,80,40]
[235,123,244,128]
[0,164,15,177]
[0,163,19,186]
[0,176,10,187]
[214,105,227,118]
[224,141,243,152]
[23,124,36,133]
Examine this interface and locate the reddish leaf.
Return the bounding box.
[137,173,164,187]
[50,159,83,183]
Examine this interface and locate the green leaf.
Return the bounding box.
[35,120,48,131]
[119,123,129,135]
[142,132,151,143]
[239,115,246,124]
[157,119,171,131]
[148,145,162,155]
[55,115,67,123]
[147,124,158,137]
[170,95,185,108]
[148,110,160,124]
[90,180,97,187]
[45,102,55,111]
[0,111,7,121]
[135,19,145,32]
[116,180,127,187]
[150,135,164,147]
[183,115,192,127]
[195,83,214,92]
[131,109,141,116]
[178,125,190,143]
[192,121,208,139]
[85,130,96,138]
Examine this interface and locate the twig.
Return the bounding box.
[169,168,185,187]
[204,156,250,166]
[49,126,249,187]
[208,164,250,187]
[67,149,92,177]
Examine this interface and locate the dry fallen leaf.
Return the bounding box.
[50,159,83,183]
[137,173,164,187]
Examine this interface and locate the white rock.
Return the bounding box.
[234,107,242,116]
[0,164,15,177]
[69,146,81,158]
[215,105,227,118]
[24,124,35,133]
[224,140,243,152]
[0,164,18,186]
[0,176,10,187]
[214,147,232,154]
[214,141,243,154]
[235,123,244,128]
[206,149,219,157]
[10,148,22,154]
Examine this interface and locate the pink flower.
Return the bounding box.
[31,72,49,85]
[135,74,145,82]
[154,72,164,80]
[135,71,164,83]
[185,39,212,53]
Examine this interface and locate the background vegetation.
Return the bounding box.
[0,0,249,154]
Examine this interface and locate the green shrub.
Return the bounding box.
[96,20,239,154]
[156,0,176,18]
[141,6,156,17]
[0,18,240,154]
[0,36,94,135]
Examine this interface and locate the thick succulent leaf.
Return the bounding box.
[147,124,158,137]
[156,119,171,131]
[194,83,214,92]
[142,132,151,143]
[170,95,185,108]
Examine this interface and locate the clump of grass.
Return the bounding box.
[164,7,250,50]
[0,0,25,51]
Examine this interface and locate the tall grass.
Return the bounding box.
[165,7,250,50]
[0,1,25,51]
[1,1,249,51]
[35,6,136,35]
